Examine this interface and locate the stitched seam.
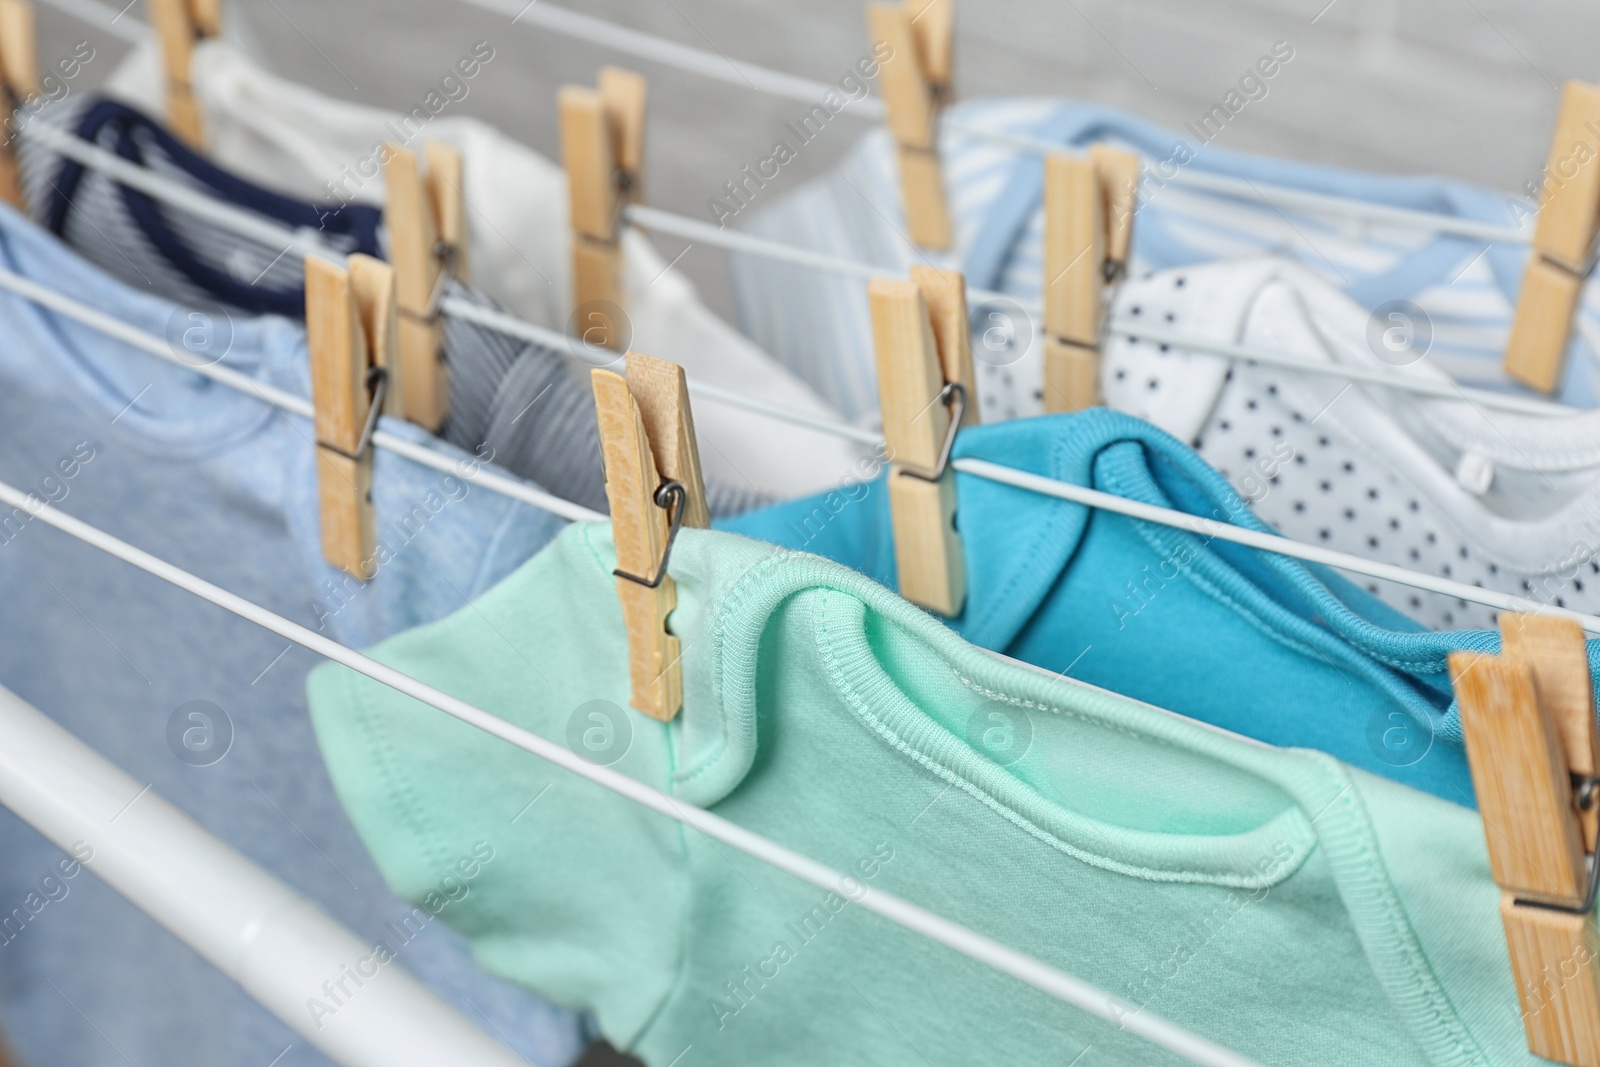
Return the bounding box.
[1108,446,1458,678]
[348,664,453,877]
[1087,429,1460,688]
[1305,768,1483,1065]
[626,706,697,1053]
[1269,346,1600,578]
[1105,459,1439,682]
[677,547,813,788]
[950,668,1168,749]
[1116,496,1457,734]
[1137,514,1347,662]
[576,520,755,791]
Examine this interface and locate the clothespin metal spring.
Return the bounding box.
[898,381,965,484]
[395,239,461,328]
[1518,773,1600,916]
[611,479,686,590]
[319,367,388,463]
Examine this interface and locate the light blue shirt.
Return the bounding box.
[0,203,587,1067]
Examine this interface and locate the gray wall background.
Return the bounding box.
[32,0,1597,324]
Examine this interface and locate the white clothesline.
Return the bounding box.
[468,0,883,121]
[0,123,1587,627]
[1103,321,1568,418]
[0,474,1266,1067]
[17,118,919,440]
[2,258,1594,632]
[3,45,1590,621]
[623,203,1570,419]
[439,297,889,447]
[26,117,1573,421]
[953,458,1600,636]
[0,264,607,524]
[457,0,1530,246]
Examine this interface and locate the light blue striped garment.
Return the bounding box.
[729,97,1593,424]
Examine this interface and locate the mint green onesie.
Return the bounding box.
[308,524,1538,1066]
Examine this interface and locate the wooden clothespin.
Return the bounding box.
[592,351,709,721]
[1452,613,1600,1067]
[147,0,220,148]
[1042,146,1140,413]
[559,66,646,353]
[382,141,468,432]
[0,0,39,210]
[867,0,953,250]
[1506,81,1600,394]
[306,253,400,580]
[870,267,975,616]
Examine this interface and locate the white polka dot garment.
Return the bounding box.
[1102,258,1600,630]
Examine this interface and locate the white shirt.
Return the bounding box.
[1103,257,1600,630]
[105,38,865,499]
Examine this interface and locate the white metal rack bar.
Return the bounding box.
[0,683,532,1067]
